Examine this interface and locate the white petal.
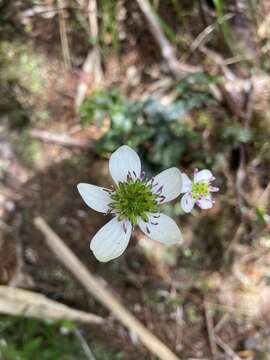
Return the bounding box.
[181,173,192,193]
[138,213,182,245]
[109,145,141,184]
[197,197,213,209]
[151,167,182,203]
[194,169,213,183]
[209,186,219,192]
[77,183,112,213]
[181,193,195,213]
[90,218,132,262]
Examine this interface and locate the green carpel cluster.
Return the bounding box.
[191,181,209,200]
[110,179,159,225]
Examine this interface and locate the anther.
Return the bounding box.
[127,172,132,181]
[146,226,151,234]
[103,188,112,193]
[105,209,113,215]
[123,222,127,234]
[150,222,158,225]
[140,171,146,180]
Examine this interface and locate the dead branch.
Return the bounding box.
[214,335,242,360]
[203,299,218,358]
[34,216,180,360]
[75,0,104,109]
[57,0,71,69]
[135,0,201,79]
[0,286,103,324]
[30,129,94,150]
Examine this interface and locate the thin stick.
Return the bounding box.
[0,286,103,325]
[75,0,104,109]
[34,217,180,360]
[30,129,94,150]
[135,0,201,79]
[57,0,71,69]
[204,299,218,358]
[74,329,96,360]
[214,335,242,360]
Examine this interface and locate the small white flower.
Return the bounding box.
[180,169,219,213]
[77,145,183,262]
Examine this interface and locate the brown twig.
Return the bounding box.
[135,0,201,79]
[204,299,218,358]
[214,335,242,360]
[57,0,71,69]
[75,0,104,109]
[34,217,180,360]
[30,129,94,150]
[0,286,103,324]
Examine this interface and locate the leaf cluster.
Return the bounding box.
[79,73,218,170]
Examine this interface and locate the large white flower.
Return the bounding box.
[180,169,219,213]
[77,145,183,262]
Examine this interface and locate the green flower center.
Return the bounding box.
[191,181,209,200]
[110,179,159,226]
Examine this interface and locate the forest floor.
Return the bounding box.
[1,1,270,359]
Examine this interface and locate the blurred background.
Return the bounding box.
[0,0,270,359]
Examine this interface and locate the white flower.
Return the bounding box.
[180,169,219,213]
[77,145,183,262]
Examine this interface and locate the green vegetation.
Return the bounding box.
[0,316,83,360]
[79,73,219,170]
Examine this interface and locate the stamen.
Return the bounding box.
[156,185,163,194]
[150,222,158,225]
[157,195,165,202]
[140,171,146,180]
[133,170,137,178]
[105,208,113,215]
[103,188,112,193]
[150,181,159,189]
[123,222,127,234]
[146,225,151,234]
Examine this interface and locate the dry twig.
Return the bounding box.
[30,129,94,150]
[75,0,104,109]
[34,216,180,360]
[204,299,218,358]
[0,286,103,324]
[135,0,201,79]
[214,335,242,360]
[57,0,71,69]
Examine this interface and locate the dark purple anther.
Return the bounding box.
[140,171,146,181]
[133,170,137,178]
[123,222,127,234]
[158,195,166,202]
[105,208,113,215]
[127,171,132,181]
[153,214,160,219]
[150,222,158,226]
[146,225,151,234]
[157,185,163,194]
